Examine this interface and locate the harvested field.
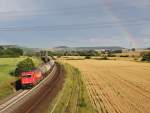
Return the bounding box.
[64,60,150,113]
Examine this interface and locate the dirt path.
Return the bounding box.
[64,60,150,113]
[2,64,65,113]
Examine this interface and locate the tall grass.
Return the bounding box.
[47,63,95,113]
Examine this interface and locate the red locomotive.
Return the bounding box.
[21,59,55,89]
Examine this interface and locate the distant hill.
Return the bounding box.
[75,46,124,51]
[53,46,71,51]
[0,45,42,54]
[54,46,69,49]
[0,45,125,52]
[0,45,19,48]
[53,46,125,51]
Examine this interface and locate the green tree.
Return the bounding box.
[15,58,35,76]
[131,48,136,51]
[141,52,150,61]
[0,46,4,56]
[0,47,23,57]
[85,56,91,59]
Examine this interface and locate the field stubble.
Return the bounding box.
[64,60,150,113]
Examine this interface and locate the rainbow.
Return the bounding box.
[103,0,139,48]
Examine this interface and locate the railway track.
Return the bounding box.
[0,90,29,112]
[0,64,65,113]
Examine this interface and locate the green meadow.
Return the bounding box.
[0,57,41,100]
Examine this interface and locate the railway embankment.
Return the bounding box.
[0,63,65,113]
[47,63,95,113]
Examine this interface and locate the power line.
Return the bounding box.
[0,19,150,32]
[0,3,149,17]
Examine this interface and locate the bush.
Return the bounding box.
[110,50,122,54]
[14,58,35,76]
[108,53,116,57]
[141,52,150,61]
[101,56,108,60]
[120,55,129,57]
[78,98,87,107]
[98,56,108,60]
[85,56,91,59]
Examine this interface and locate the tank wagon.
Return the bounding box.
[21,58,55,88]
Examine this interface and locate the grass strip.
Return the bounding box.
[47,63,95,113]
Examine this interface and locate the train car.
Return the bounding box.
[21,59,55,89]
[21,70,42,88]
[39,63,51,73]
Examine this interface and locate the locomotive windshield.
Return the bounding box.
[22,74,32,78]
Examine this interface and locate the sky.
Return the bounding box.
[0,0,150,48]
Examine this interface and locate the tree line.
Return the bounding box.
[0,46,23,57]
[47,50,101,57]
[141,52,150,61]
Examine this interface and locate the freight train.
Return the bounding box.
[21,57,55,89]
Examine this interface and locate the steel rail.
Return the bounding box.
[0,64,56,113]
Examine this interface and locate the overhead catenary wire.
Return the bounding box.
[0,19,150,32]
[0,4,150,32]
[0,3,150,17]
[0,3,149,14]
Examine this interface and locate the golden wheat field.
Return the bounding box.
[63,60,150,113]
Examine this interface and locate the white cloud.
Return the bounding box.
[143,37,150,42]
[0,0,39,21]
[88,37,124,46]
[132,0,150,8]
[0,40,11,45]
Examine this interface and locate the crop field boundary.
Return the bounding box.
[63,60,150,113]
[47,63,95,113]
